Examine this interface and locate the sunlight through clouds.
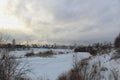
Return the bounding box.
[0,0,120,44]
[0,0,24,30]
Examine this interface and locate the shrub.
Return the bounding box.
[114,33,120,48]
[74,47,88,52]
[0,50,30,80]
[58,55,106,80]
[37,50,54,57]
[89,49,97,56]
[57,73,67,80]
[74,47,97,56]
[25,50,35,57]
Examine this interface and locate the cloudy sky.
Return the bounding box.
[0,0,120,45]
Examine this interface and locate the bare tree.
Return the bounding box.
[0,33,31,80]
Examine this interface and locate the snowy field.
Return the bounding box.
[10,48,91,80]
[7,48,120,80]
[87,50,120,80]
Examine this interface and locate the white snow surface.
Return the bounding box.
[86,50,120,80]
[10,48,91,80]
[7,48,120,80]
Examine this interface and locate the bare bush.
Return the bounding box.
[110,69,119,80]
[37,50,54,57]
[25,50,54,58]
[25,50,35,57]
[57,73,67,80]
[57,56,104,80]
[58,53,120,80]
[0,49,31,80]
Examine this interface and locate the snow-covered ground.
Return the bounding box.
[5,48,120,80]
[10,48,73,58]
[85,50,120,80]
[9,48,91,80]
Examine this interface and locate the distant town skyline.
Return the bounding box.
[0,0,120,45]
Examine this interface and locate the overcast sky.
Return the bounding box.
[0,0,120,45]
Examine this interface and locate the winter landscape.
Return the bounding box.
[0,0,120,80]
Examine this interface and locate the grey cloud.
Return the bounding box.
[5,0,120,44]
